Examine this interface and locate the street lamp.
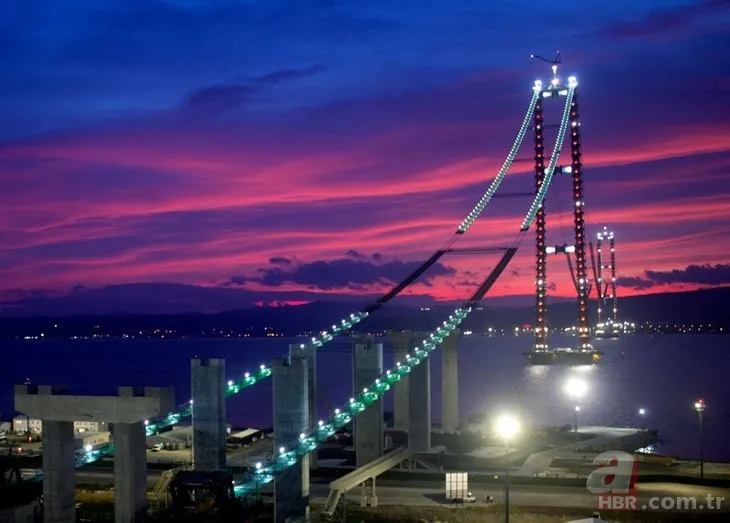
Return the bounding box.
[638,408,646,416]
[495,414,521,523]
[694,398,706,480]
[564,377,587,450]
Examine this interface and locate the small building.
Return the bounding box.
[75,421,109,433]
[227,428,263,445]
[147,425,192,450]
[74,431,110,450]
[12,417,108,435]
[12,417,42,434]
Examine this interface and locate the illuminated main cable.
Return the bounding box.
[233,305,472,496]
[233,244,521,497]
[457,88,541,234]
[143,89,544,437]
[519,80,576,231]
[31,83,570,479]
[142,313,370,436]
[64,244,527,472]
[67,308,483,467]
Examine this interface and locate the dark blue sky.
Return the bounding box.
[1,1,729,314]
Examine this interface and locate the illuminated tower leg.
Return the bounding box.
[596,234,604,324]
[610,235,618,323]
[568,89,590,349]
[534,98,548,350]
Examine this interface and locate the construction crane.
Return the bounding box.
[530,50,561,77]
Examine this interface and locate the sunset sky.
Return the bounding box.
[1,0,729,314]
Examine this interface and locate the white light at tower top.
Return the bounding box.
[533,80,543,92]
[597,226,615,241]
[568,76,578,88]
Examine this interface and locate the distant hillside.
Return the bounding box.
[0,287,727,338]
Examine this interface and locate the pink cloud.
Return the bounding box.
[1,72,729,304]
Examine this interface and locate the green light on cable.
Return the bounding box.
[233,305,473,497]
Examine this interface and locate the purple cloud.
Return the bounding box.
[645,263,730,285]
[619,264,730,290]
[224,253,457,290]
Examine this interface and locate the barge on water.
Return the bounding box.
[594,322,621,339]
[525,347,603,365]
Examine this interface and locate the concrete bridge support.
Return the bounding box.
[441,329,462,432]
[353,339,384,468]
[386,329,411,430]
[40,418,75,523]
[272,356,310,523]
[15,384,174,523]
[290,343,318,470]
[192,358,227,471]
[408,355,431,453]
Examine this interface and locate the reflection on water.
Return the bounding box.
[0,333,727,460]
[457,333,728,460]
[569,364,597,375]
[525,364,550,380]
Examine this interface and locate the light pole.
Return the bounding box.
[694,399,706,480]
[495,414,520,523]
[564,377,587,451]
[638,408,646,429]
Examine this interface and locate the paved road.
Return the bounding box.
[310,481,729,511]
[76,467,729,513]
[77,468,162,487]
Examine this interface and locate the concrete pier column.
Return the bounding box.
[273,356,310,523]
[113,421,147,523]
[386,329,411,430]
[42,419,75,523]
[408,356,431,453]
[15,384,173,523]
[441,329,462,432]
[353,340,383,467]
[191,358,227,471]
[291,344,318,470]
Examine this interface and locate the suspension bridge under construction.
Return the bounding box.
[8,66,628,522]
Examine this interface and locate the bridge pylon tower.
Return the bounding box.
[596,226,618,325]
[527,54,602,365]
